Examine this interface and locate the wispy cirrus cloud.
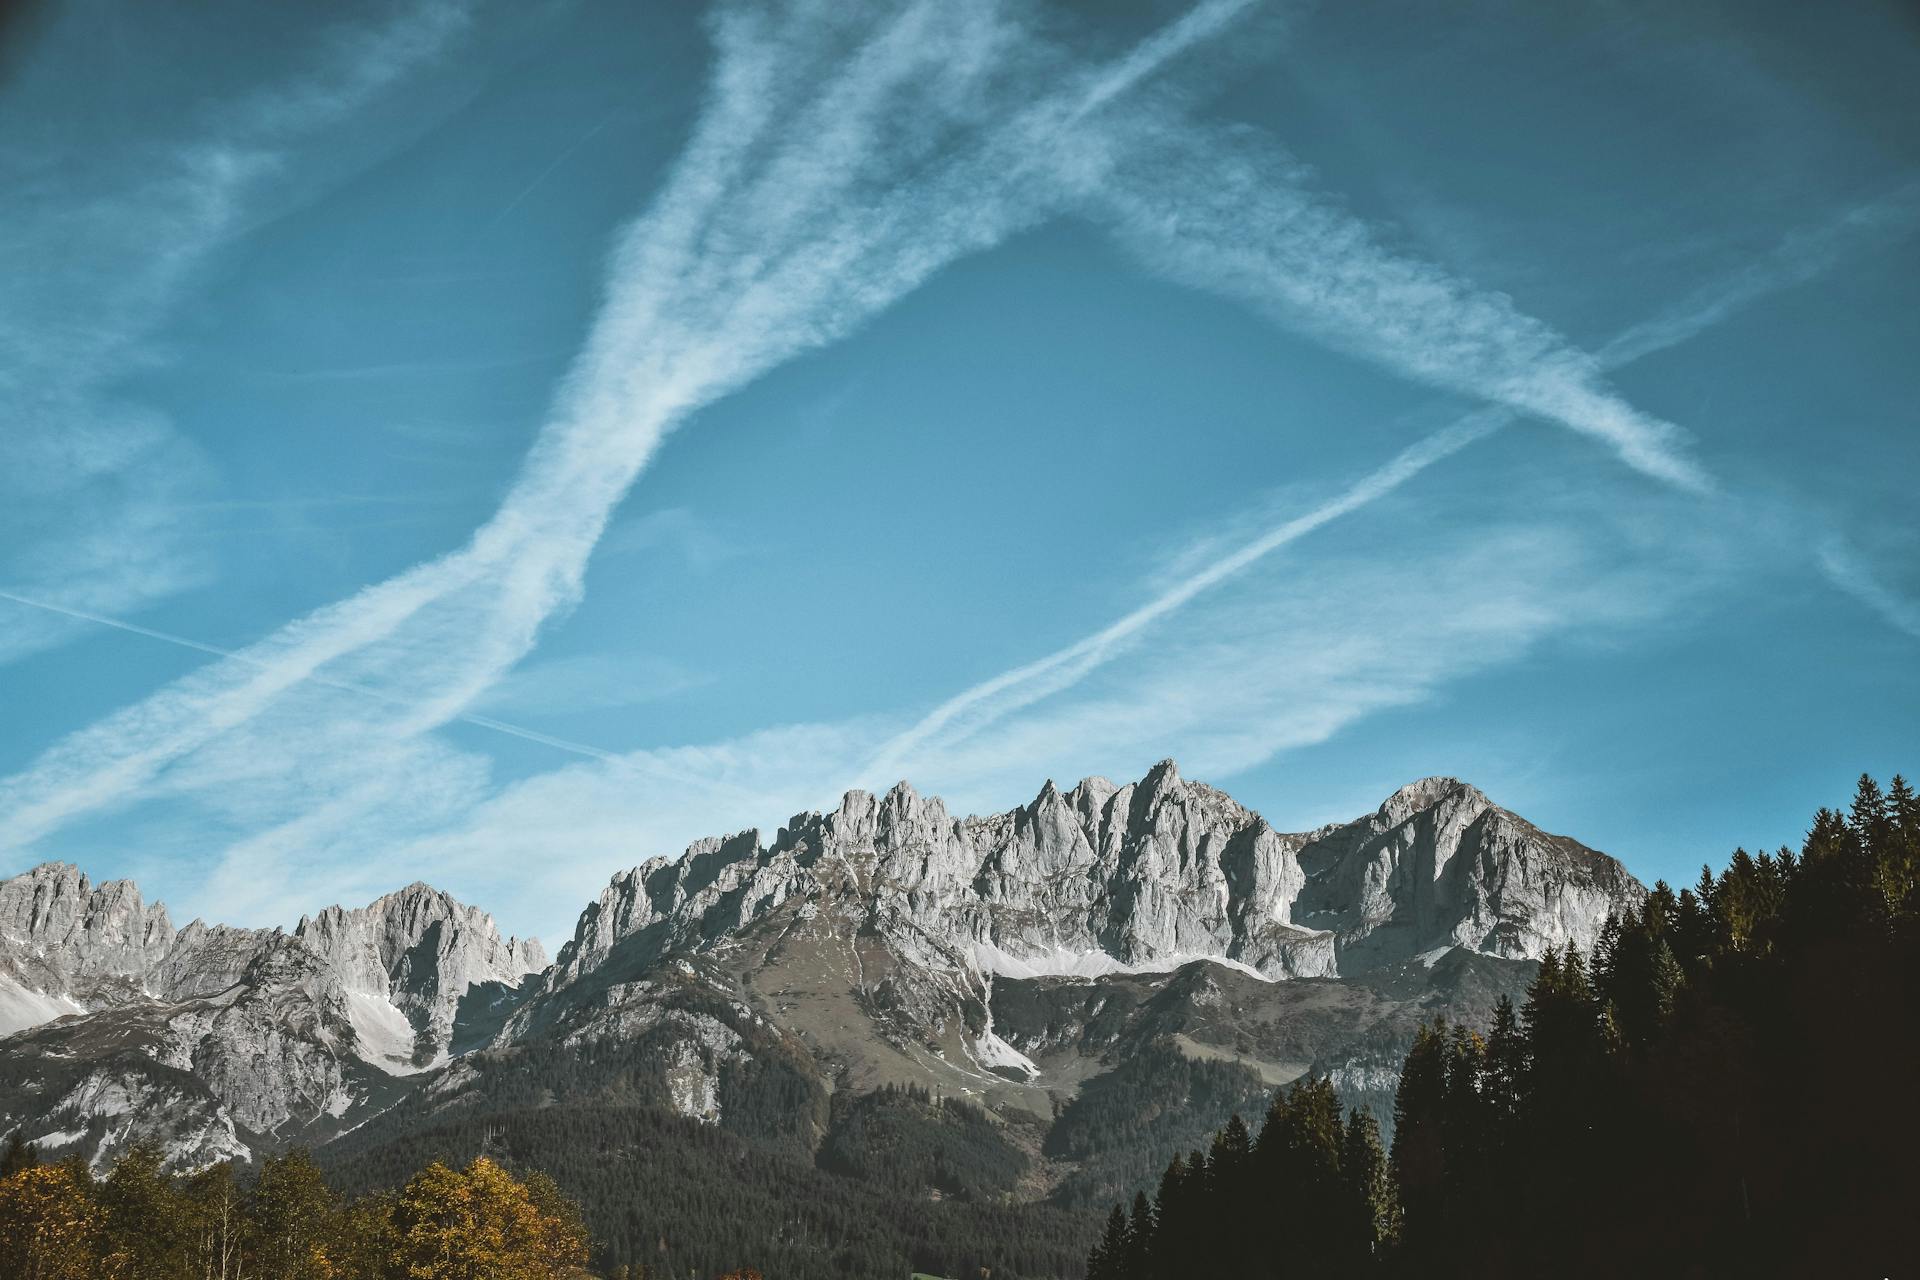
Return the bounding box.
[868,186,1919,772]
[1090,116,1713,492]
[8,0,1908,943]
[1595,178,1920,368]
[1819,538,1920,640]
[0,0,475,665]
[474,652,712,716]
[863,407,1507,781]
[193,186,1884,936]
[370,484,1739,941]
[0,0,1268,918]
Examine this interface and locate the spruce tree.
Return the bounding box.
[1258,1077,1347,1267]
[1391,1021,1450,1256]
[1087,1204,1129,1280]
[1124,1189,1155,1280]
[1146,1153,1185,1280]
[1339,1108,1398,1265]
[1595,904,1684,1054]
[1889,774,1920,912]
[1850,773,1892,857]
[1484,995,1526,1129]
[1206,1115,1256,1272]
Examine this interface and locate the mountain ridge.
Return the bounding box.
[0,762,1643,1181]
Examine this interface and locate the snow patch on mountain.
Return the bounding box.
[967,939,1277,983]
[346,990,426,1075]
[968,974,1039,1079]
[0,973,85,1036]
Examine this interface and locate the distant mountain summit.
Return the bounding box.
[546,761,1638,992]
[0,763,1642,1182]
[0,866,545,1165]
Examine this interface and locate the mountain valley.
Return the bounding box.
[0,763,1643,1268]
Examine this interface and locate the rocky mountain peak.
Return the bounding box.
[1376,775,1484,825]
[0,764,1652,1181]
[1140,756,1182,794]
[0,861,175,1013]
[542,763,1644,999]
[294,882,545,1062]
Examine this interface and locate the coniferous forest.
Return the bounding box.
[1087,771,1920,1279]
[3,773,1912,1278]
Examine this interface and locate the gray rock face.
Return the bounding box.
[546,762,1642,996]
[296,882,547,1062]
[0,871,544,1169]
[0,763,1641,1173]
[0,863,179,1021]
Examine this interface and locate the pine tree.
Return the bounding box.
[1850,774,1892,857]
[1483,995,1526,1129]
[1796,799,1885,937]
[1208,1113,1251,1185]
[1339,1108,1398,1265]
[1889,774,1920,913]
[1438,1023,1489,1206]
[1391,1021,1450,1256]
[1257,1077,1346,1267]
[1374,766,1920,1274]
[1086,1204,1129,1280]
[1594,905,1684,1054]
[1206,1114,1256,1272]
[1146,1153,1185,1280]
[1124,1190,1155,1280]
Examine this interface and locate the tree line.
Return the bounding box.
[0,1142,591,1279]
[321,1093,1092,1278]
[1089,771,1920,1277]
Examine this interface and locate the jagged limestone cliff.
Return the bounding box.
[0,764,1641,1171]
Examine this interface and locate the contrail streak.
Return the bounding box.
[862,409,1507,780]
[0,588,621,767]
[0,0,1265,860]
[475,108,625,236]
[867,190,1920,776]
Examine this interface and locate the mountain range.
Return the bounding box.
[0,762,1642,1210]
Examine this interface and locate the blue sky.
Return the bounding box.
[2,0,1916,945]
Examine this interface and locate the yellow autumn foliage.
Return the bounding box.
[388,1155,592,1280]
[0,1146,594,1280]
[0,1161,104,1280]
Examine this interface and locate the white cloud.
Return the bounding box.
[1819,538,1920,640]
[869,189,1907,773]
[596,507,750,572]
[0,0,1266,915]
[1088,115,1713,492]
[8,3,1903,943]
[474,652,710,716]
[862,407,1509,781]
[0,0,476,666]
[1596,179,1920,367]
[351,486,1736,943]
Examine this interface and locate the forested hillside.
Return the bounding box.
[0,1143,589,1279]
[7,773,1906,1278]
[1089,771,1920,1278]
[320,1090,1091,1278]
